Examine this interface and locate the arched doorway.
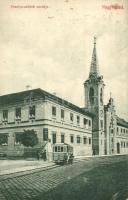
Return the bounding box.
[117,143,120,154]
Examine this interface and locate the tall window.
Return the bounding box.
[15,107,21,119]
[29,105,35,118]
[70,113,73,122]
[52,106,56,116]
[89,120,91,127]
[89,87,94,105]
[100,88,103,104]
[52,132,56,144]
[83,118,88,126]
[89,138,91,145]
[70,135,74,143]
[3,110,8,121]
[61,109,64,119]
[77,116,80,124]
[83,137,87,144]
[100,120,103,129]
[77,136,81,144]
[61,134,65,143]
[43,128,48,141]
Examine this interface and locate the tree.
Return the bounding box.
[21,129,38,147]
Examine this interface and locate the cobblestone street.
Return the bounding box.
[0,155,128,200]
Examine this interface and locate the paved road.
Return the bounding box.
[0,155,128,200]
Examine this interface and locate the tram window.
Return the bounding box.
[55,146,57,152]
[61,147,63,152]
[58,146,60,152]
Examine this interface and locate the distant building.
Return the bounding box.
[0,37,128,159]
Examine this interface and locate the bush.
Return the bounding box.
[21,129,38,147]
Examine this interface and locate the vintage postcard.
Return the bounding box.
[0,0,128,200]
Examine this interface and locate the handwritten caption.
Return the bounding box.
[102,4,124,10]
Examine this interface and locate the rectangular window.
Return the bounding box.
[29,105,35,118]
[3,110,8,121]
[117,127,119,132]
[89,138,91,145]
[89,120,91,127]
[61,109,64,119]
[52,106,56,116]
[43,128,48,141]
[83,118,88,125]
[77,116,80,124]
[15,107,21,119]
[83,137,87,144]
[121,141,123,148]
[70,135,74,143]
[58,146,60,152]
[52,132,56,144]
[55,146,57,152]
[15,133,22,144]
[77,136,81,144]
[70,113,73,121]
[61,134,65,143]
[0,134,8,145]
[61,147,63,152]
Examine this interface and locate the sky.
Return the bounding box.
[0,0,128,120]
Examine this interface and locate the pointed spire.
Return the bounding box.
[89,36,100,77]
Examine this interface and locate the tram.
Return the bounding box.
[53,143,74,164]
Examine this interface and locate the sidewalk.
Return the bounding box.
[0,159,55,176]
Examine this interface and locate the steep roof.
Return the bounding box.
[117,116,128,128]
[89,36,100,78]
[0,88,93,117]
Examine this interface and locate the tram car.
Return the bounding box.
[53,143,74,164]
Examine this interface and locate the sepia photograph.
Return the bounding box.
[0,0,128,199]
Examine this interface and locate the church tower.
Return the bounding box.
[84,37,105,155]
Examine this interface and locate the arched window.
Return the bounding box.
[89,87,94,104]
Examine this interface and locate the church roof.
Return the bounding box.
[117,116,128,128]
[0,88,93,117]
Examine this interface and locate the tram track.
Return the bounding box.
[0,155,127,200]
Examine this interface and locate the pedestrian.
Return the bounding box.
[69,153,74,164]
